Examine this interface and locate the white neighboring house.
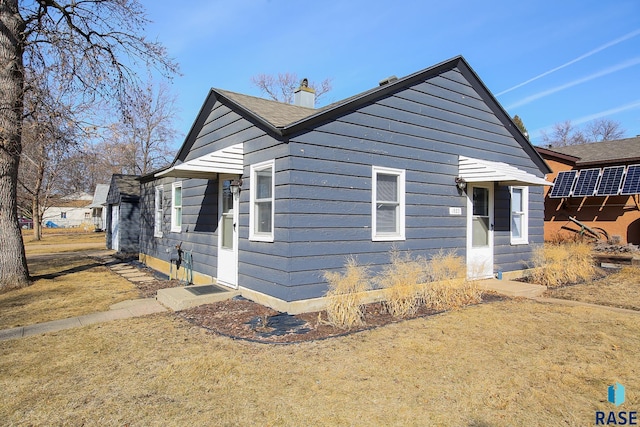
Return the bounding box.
[42,192,93,228]
[88,184,109,231]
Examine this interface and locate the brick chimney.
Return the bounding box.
[293,78,315,108]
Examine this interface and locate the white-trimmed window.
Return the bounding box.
[372,166,405,241]
[171,181,182,233]
[250,160,275,242]
[154,185,163,237]
[510,186,528,244]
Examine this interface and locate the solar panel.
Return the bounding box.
[621,164,640,195]
[549,170,577,198]
[572,168,600,197]
[596,166,625,196]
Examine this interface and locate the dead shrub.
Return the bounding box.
[375,249,426,318]
[323,257,370,329]
[422,250,482,311]
[529,241,596,288]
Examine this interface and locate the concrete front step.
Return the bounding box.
[478,278,546,298]
[156,284,240,311]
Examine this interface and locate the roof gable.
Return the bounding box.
[107,174,140,204]
[170,56,550,175]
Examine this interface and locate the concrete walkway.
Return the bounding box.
[0,298,166,342]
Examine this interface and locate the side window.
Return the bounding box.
[372,166,405,241]
[250,160,275,242]
[171,181,182,233]
[154,185,163,237]
[510,186,528,244]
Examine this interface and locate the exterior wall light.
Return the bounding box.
[229,178,243,195]
[455,177,467,191]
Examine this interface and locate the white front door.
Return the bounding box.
[467,184,494,279]
[111,205,120,252]
[217,177,239,288]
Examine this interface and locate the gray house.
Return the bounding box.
[106,174,141,253]
[139,56,552,313]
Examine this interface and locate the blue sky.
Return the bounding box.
[143,0,640,147]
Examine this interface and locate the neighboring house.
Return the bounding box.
[88,184,109,231]
[42,192,93,228]
[536,137,640,245]
[139,56,552,313]
[105,174,141,253]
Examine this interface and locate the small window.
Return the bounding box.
[372,166,405,241]
[61,212,67,219]
[171,182,182,233]
[154,185,163,237]
[510,186,528,244]
[250,160,275,242]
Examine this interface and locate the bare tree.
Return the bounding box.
[0,1,178,291]
[584,119,625,142]
[541,119,627,147]
[108,80,180,175]
[251,73,332,105]
[541,121,587,147]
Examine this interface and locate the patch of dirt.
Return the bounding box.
[177,294,505,344]
[111,256,505,344]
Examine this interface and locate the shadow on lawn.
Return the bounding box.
[30,261,104,281]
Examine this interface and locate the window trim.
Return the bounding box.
[249,160,275,242]
[171,181,182,233]
[510,186,528,245]
[154,185,164,238]
[372,166,406,241]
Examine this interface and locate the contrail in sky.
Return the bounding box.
[496,28,640,96]
[506,57,640,109]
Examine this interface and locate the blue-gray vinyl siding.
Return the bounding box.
[139,65,547,302]
[268,68,545,300]
[106,201,140,253]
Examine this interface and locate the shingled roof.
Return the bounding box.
[216,89,320,127]
[550,136,640,166]
[106,174,140,204]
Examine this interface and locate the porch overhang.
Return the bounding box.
[458,155,553,187]
[155,143,243,179]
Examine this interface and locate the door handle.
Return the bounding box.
[490,223,494,231]
[233,223,236,231]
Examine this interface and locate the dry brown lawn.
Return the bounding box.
[23,230,105,254]
[1,300,638,426]
[1,237,639,425]
[546,266,640,311]
[0,237,138,329]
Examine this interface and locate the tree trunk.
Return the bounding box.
[0,1,30,290]
[32,195,42,241]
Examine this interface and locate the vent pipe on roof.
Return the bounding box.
[294,78,315,108]
[379,75,398,86]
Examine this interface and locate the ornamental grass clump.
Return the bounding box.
[323,257,370,329]
[375,249,426,318]
[529,241,596,288]
[423,250,482,311]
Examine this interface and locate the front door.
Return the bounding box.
[217,177,239,288]
[467,184,494,279]
[111,205,120,252]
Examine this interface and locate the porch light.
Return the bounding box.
[229,178,243,195]
[455,177,467,191]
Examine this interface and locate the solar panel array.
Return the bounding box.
[572,168,600,197]
[549,170,576,198]
[621,164,640,195]
[549,165,640,198]
[596,166,625,196]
